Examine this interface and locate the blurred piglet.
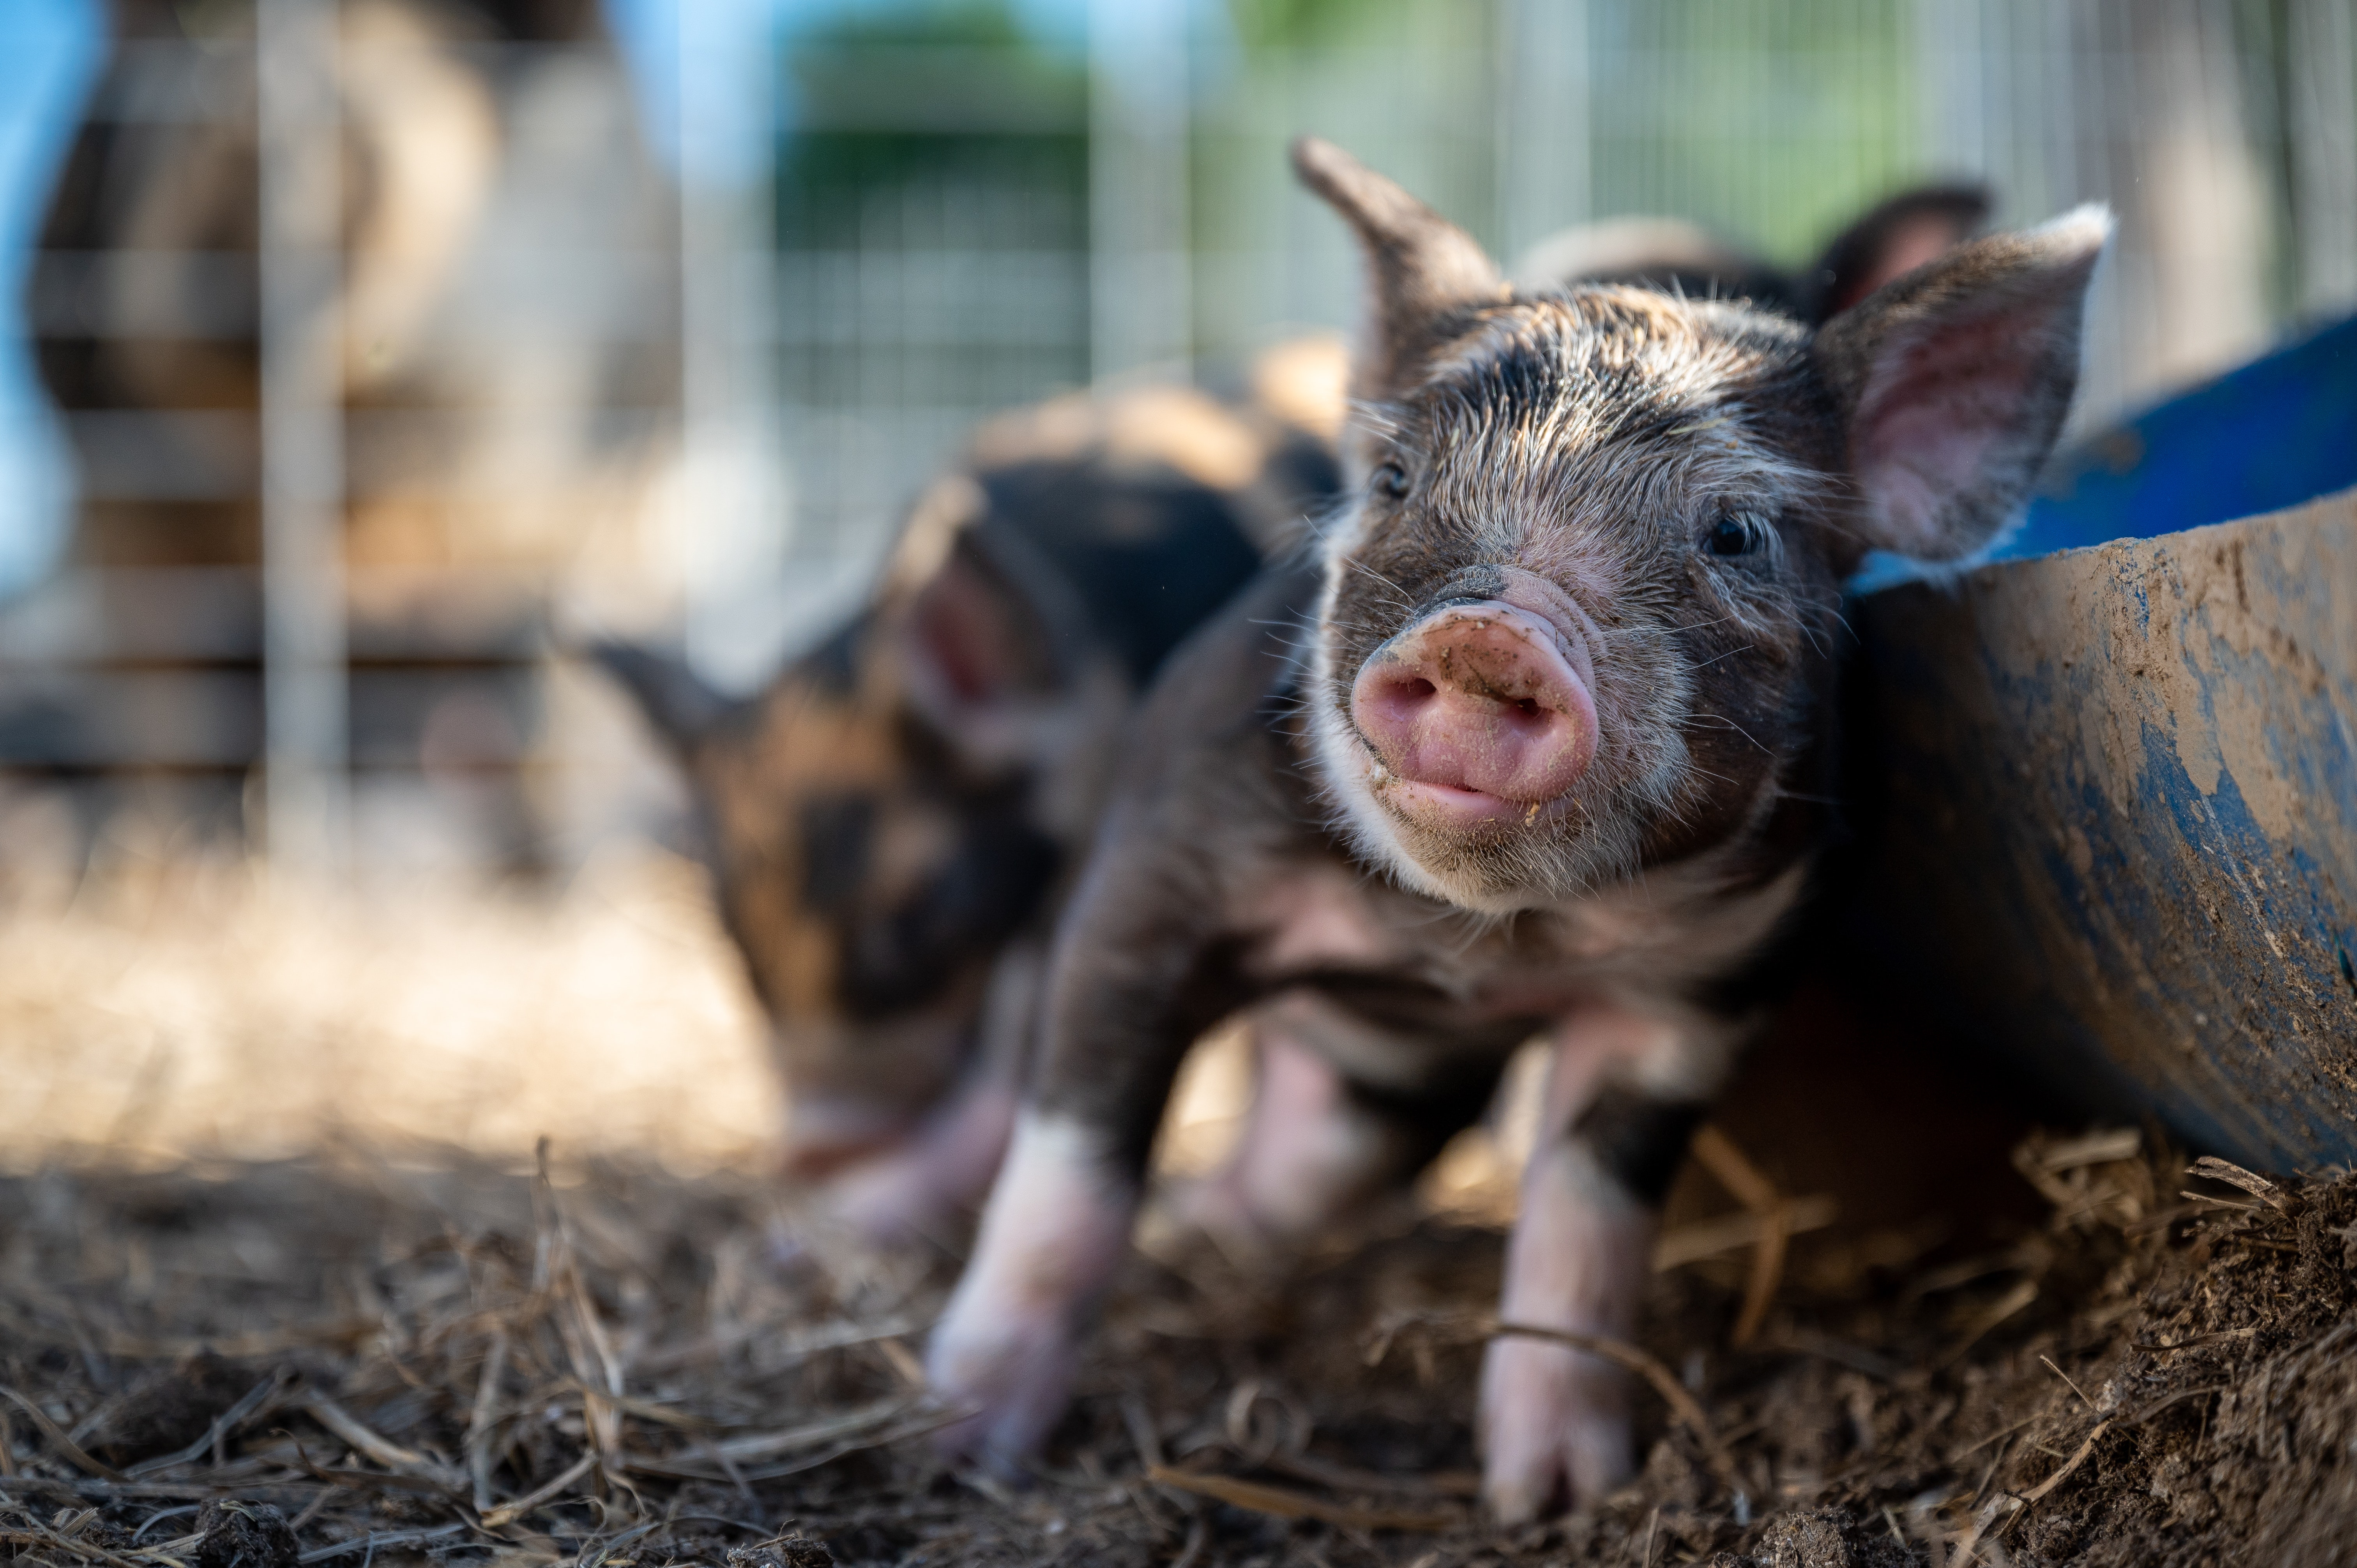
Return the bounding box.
[1513,181,1990,325]
[926,140,2105,1520]
[596,367,1343,1237]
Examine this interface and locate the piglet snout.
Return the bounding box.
[1350,602,1597,821]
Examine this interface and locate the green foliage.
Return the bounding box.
[789,0,1046,51]
[776,0,1087,251]
[1224,0,1409,50]
[769,0,1091,416]
[1585,0,1917,264]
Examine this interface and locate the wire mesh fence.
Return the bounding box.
[2,0,2350,882]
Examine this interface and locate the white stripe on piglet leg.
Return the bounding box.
[925,1113,1134,1472]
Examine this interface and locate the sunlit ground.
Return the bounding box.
[0,842,782,1174]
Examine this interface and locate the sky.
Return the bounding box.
[0,0,103,598]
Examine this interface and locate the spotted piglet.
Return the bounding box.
[597,373,1340,1240]
[926,138,2108,1520]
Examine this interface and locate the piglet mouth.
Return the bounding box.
[1348,597,1598,834]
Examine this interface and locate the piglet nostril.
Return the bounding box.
[1358,668,1440,726]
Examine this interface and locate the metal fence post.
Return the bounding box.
[1493,0,1590,270]
[256,0,349,872]
[676,0,789,690]
[1088,0,1193,383]
[2289,0,2357,316]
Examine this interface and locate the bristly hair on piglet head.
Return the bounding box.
[1289,137,2107,913]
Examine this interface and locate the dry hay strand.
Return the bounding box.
[3,1129,2355,1567]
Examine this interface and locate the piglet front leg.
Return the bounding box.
[926,1113,1137,1469]
[1480,1134,1656,1518]
[1480,1005,1714,1522]
[925,773,1247,1471]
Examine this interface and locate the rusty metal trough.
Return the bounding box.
[1853,486,2357,1170]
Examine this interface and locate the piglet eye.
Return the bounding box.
[1370,461,1411,501]
[1706,514,1766,557]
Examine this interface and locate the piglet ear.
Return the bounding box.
[1291,136,1508,401]
[591,641,732,756]
[905,537,1058,713]
[875,473,1072,766]
[1814,205,2110,564]
[894,526,1083,777]
[1800,183,1990,324]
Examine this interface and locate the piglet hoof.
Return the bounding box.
[923,1294,1081,1477]
[1477,1333,1636,1524]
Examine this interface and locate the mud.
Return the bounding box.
[2,1123,2350,1567]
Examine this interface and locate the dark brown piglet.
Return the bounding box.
[926,138,2106,1520]
[1512,180,1989,326]
[596,373,1343,1238]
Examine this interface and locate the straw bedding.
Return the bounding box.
[4,1130,2353,1566]
[2,862,2352,1566]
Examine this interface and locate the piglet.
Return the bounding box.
[597,373,1340,1240]
[926,138,2108,1519]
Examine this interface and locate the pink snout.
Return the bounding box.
[1350,602,1597,827]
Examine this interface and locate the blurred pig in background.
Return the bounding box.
[8,0,679,874]
[598,349,1346,1238]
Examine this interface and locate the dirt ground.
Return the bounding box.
[3,1128,2353,1568]
[3,863,2354,1566]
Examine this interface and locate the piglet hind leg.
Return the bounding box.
[1168,1002,1478,1254]
[925,1112,1136,1473]
[829,944,1044,1244]
[822,1074,1019,1246]
[1480,1008,1717,1523]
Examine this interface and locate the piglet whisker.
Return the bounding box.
[1688,712,1773,755]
